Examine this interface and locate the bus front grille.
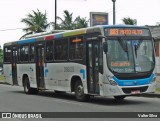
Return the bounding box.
[122,86,148,94]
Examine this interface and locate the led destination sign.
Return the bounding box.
[105,28,150,36]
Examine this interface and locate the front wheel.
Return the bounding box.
[23,77,38,94]
[74,81,89,102]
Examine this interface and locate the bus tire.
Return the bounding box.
[23,77,38,94]
[114,96,126,100]
[74,80,89,102]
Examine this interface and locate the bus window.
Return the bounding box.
[4,47,11,63]
[20,45,29,62]
[99,42,103,74]
[17,47,21,63]
[55,38,68,60]
[30,44,35,62]
[69,36,83,60]
[46,41,53,61]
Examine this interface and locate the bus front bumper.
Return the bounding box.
[102,82,156,97]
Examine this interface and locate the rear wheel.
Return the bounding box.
[23,77,38,94]
[74,81,89,101]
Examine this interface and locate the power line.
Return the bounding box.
[0,28,24,32]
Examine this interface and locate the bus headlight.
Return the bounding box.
[109,80,117,86]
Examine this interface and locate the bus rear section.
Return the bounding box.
[3,46,14,85]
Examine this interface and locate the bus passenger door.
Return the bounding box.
[86,41,100,94]
[36,46,45,89]
[12,47,18,85]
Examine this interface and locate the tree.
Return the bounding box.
[20,9,49,39]
[56,10,75,30]
[74,16,89,29]
[52,10,88,30]
[122,17,137,25]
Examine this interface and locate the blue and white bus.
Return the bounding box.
[3,25,156,101]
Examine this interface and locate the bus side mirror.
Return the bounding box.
[98,35,106,39]
[98,35,108,53]
[103,42,108,53]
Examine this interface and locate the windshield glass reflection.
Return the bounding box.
[107,39,154,73]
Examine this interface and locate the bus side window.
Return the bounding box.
[99,41,103,74]
[4,47,11,63]
[20,45,29,62]
[30,44,35,62]
[55,38,68,60]
[46,41,53,61]
[69,36,83,60]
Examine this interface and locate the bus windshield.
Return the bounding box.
[107,38,155,73]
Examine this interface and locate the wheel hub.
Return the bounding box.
[77,85,83,96]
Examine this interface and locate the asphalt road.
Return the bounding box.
[0,84,160,121]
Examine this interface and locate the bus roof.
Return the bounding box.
[4,25,148,46]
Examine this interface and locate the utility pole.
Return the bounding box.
[112,0,116,25]
[55,0,57,30]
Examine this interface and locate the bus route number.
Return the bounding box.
[109,29,143,36]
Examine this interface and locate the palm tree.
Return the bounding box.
[20,9,49,39]
[74,16,89,29]
[122,17,137,25]
[53,10,88,30]
[57,10,76,30]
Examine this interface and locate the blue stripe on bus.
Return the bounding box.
[113,74,154,86]
[54,34,62,39]
[45,68,49,77]
[17,38,36,44]
[80,69,85,79]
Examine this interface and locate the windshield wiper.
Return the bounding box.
[118,37,129,60]
[118,37,128,52]
[136,38,143,50]
[134,38,143,58]
[134,45,137,58]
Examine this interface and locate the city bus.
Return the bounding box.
[3,25,156,101]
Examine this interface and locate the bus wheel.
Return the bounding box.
[23,77,38,94]
[74,81,89,102]
[23,77,31,94]
[114,96,126,100]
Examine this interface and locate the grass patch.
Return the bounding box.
[156,88,160,93]
[0,74,4,81]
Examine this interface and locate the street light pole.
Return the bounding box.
[112,0,116,25]
[55,0,57,30]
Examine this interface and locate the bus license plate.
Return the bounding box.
[131,90,140,94]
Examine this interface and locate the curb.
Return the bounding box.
[0,81,10,85]
[140,93,160,98]
[133,93,160,98]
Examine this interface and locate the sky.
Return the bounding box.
[0,0,160,47]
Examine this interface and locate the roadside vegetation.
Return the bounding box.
[122,17,137,25]
[20,9,89,39]
[0,75,4,81]
[156,88,160,93]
